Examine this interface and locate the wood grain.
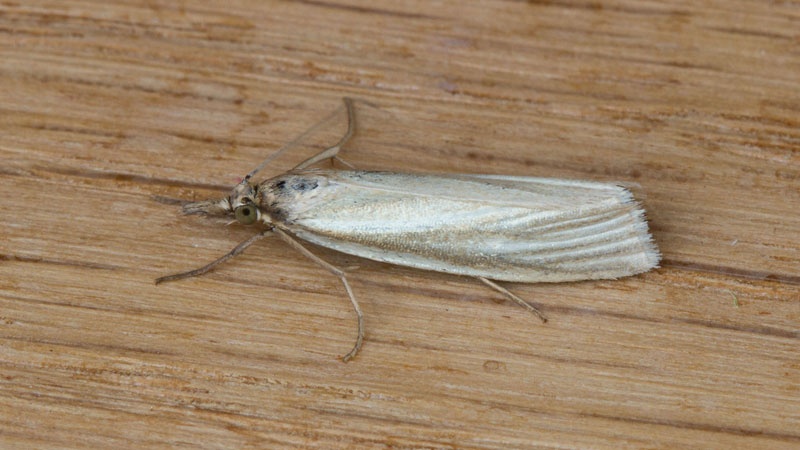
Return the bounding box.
[1,1,798,448]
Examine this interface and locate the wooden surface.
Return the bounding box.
[1,1,798,448]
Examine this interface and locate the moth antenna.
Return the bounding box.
[246,100,347,179]
[291,97,356,171]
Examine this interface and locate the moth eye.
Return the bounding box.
[234,205,257,225]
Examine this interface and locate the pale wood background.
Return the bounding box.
[1,1,798,449]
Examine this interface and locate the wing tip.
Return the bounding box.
[628,201,662,273]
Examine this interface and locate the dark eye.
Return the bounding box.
[234,205,257,225]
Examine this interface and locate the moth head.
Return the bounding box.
[228,175,262,225]
[182,175,264,226]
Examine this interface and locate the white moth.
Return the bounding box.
[157,98,660,361]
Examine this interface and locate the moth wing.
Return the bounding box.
[278,171,660,282]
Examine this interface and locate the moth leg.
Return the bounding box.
[333,155,357,169]
[155,230,273,285]
[292,97,357,171]
[273,227,364,362]
[476,277,548,323]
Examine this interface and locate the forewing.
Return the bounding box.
[279,171,659,282]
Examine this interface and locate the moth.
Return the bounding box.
[157,98,660,361]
